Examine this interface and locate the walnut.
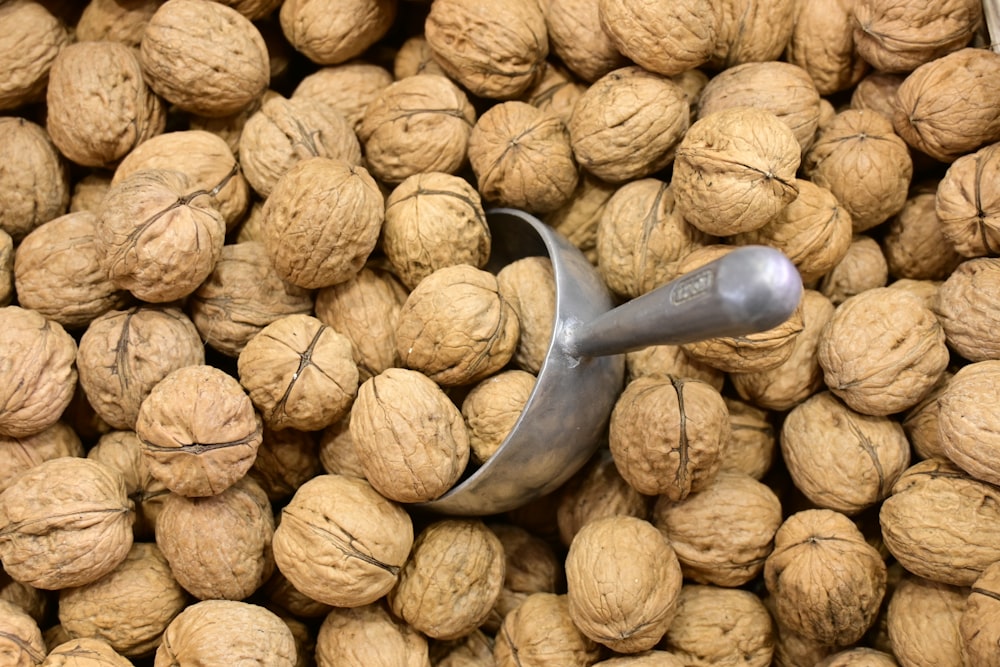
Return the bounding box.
[886,277,942,312]
[817,287,949,416]
[383,172,490,290]
[493,593,600,666]
[652,471,782,587]
[545,0,624,82]
[937,258,1000,361]
[786,0,867,95]
[350,368,470,503]
[780,391,911,514]
[212,0,282,20]
[87,430,169,540]
[892,48,1000,163]
[497,257,556,373]
[248,427,320,503]
[0,0,69,111]
[135,364,262,497]
[673,107,799,236]
[279,615,314,667]
[596,179,709,300]
[96,169,226,303]
[318,416,365,479]
[730,289,835,411]
[261,157,383,289]
[189,242,314,358]
[851,71,906,121]
[395,265,519,387]
[960,561,1000,666]
[44,639,133,666]
[155,600,296,666]
[770,625,834,667]
[804,109,912,233]
[661,585,775,667]
[901,371,951,461]
[0,306,77,438]
[358,74,476,184]
[315,602,430,667]
[271,474,413,607]
[818,98,837,129]
[394,36,447,80]
[462,370,535,464]
[545,173,616,264]
[0,117,69,242]
[886,574,966,667]
[389,520,504,640]
[0,598,46,665]
[78,307,204,432]
[314,267,408,382]
[852,0,983,73]
[935,141,1000,257]
[239,95,362,199]
[0,230,12,307]
[156,476,274,600]
[610,375,728,500]
[486,524,561,632]
[14,212,127,330]
[764,509,887,646]
[187,90,276,155]
[279,0,395,65]
[593,653,685,666]
[140,0,268,117]
[556,449,652,547]
[425,0,546,99]
[568,67,689,184]
[883,182,963,280]
[597,0,713,76]
[431,630,493,667]
[0,570,48,624]
[566,516,682,653]
[57,542,187,658]
[0,457,133,590]
[261,570,331,619]
[76,0,160,49]
[625,345,724,390]
[44,624,72,654]
[815,648,899,667]
[818,235,889,305]
[721,397,775,479]
[521,63,586,129]
[880,458,1000,586]
[937,361,1000,487]
[292,62,393,132]
[710,0,796,69]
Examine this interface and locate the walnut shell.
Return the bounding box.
[486,523,561,632]
[69,174,111,216]
[212,0,282,20]
[886,574,966,667]
[815,648,899,667]
[315,602,430,667]
[937,258,1000,361]
[261,157,383,289]
[425,0,547,99]
[140,0,268,117]
[804,109,912,233]
[350,368,470,503]
[960,561,1000,667]
[0,421,82,496]
[0,597,46,665]
[78,307,205,432]
[393,36,447,80]
[901,371,952,461]
[593,653,685,666]
[545,173,616,264]
[710,0,796,69]
[383,171,490,290]
[661,585,775,667]
[493,593,600,666]
[154,600,296,666]
[546,0,626,82]
[497,257,556,373]
[566,516,682,653]
[610,375,728,500]
[239,95,362,199]
[156,476,274,600]
[279,0,395,66]
[46,40,165,168]
[786,0,868,95]
[271,474,413,608]
[57,542,187,657]
[462,370,535,464]
[0,0,70,111]
[87,430,169,540]
[390,520,505,641]
[292,62,393,132]
[568,67,690,184]
[431,630,493,667]
[880,458,1000,586]
[260,570,332,620]
[521,62,586,134]
[76,0,166,47]
[0,457,133,590]
[135,364,262,497]
[41,637,134,666]
[780,391,911,514]
[597,0,714,76]
[189,242,314,358]
[358,74,476,184]
[935,141,1000,257]
[624,345,723,390]
[892,48,1000,163]
[0,230,12,307]
[318,416,366,480]
[817,287,948,416]
[97,169,226,303]
[851,71,905,121]
[0,306,77,438]
[396,265,519,387]
[596,179,710,300]
[248,426,320,503]
[883,183,963,280]
[187,91,274,155]
[14,212,127,330]
[721,397,775,480]
[853,0,982,73]
[314,267,408,382]
[652,471,782,587]
[818,235,888,305]
[937,361,1000,486]
[764,509,887,646]
[0,117,70,241]
[468,101,578,214]
[673,107,800,236]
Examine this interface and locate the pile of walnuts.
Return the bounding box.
[1,0,1000,664]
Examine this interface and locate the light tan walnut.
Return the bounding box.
[485,523,562,632]
[721,397,775,480]
[887,574,967,667]
[597,0,714,76]
[786,0,868,95]
[935,141,1000,257]
[292,61,393,132]
[883,181,963,279]
[938,361,1000,486]
[710,0,796,69]
[77,0,165,47]
[493,593,600,666]
[936,258,1000,361]
[545,173,617,264]
[315,603,429,667]
[87,430,169,540]
[521,63,586,129]
[625,345,724,390]
[279,0,396,66]
[547,0,626,82]
[0,0,70,111]
[0,421,82,496]
[393,36,447,80]
[462,370,535,464]
[818,235,888,305]
[497,257,556,373]
[0,117,70,241]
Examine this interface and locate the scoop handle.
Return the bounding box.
[564,245,803,358]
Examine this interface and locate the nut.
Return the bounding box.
[0,117,70,242]
[486,523,562,631]
[315,602,429,667]
[292,61,393,132]
[625,344,724,390]
[522,62,585,132]
[87,430,169,540]
[815,648,899,667]
[248,426,321,503]
[960,561,1000,667]
[547,0,626,82]
[721,397,775,480]
[318,416,366,480]
[497,257,556,373]
[545,173,616,264]
[817,235,888,305]
[279,0,395,65]
[494,593,601,666]
[936,258,1000,361]
[851,71,905,120]
[0,421,82,496]
[462,370,535,464]
[938,361,1000,486]
[935,141,1000,257]
[597,0,715,76]
[76,0,163,47]
[883,181,964,279]
[901,371,952,461]
[0,0,70,111]
[886,574,967,667]
[393,36,447,80]
[786,0,868,95]
[710,0,796,69]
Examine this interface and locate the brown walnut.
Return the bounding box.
[315,602,429,667]
[883,182,964,280]
[0,0,70,111]
[818,235,888,305]
[87,430,169,540]
[279,0,395,66]
[0,421,82,496]
[462,370,535,464]
[936,258,1000,361]
[0,117,69,241]
[786,0,868,95]
[886,574,967,667]
[292,61,393,132]
[497,257,556,373]
[598,0,715,76]
[935,142,1000,257]
[546,0,626,82]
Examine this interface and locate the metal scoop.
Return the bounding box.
[418,207,802,516]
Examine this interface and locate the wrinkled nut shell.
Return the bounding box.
[0,117,69,242]
[935,142,1000,257]
[0,421,82,496]
[547,0,627,82]
[817,235,889,306]
[494,593,601,666]
[462,370,535,464]
[883,183,963,280]
[710,0,796,69]
[961,561,1000,667]
[42,637,133,666]
[279,0,396,66]
[0,0,70,111]
[86,430,169,541]
[886,574,967,667]
[786,0,868,96]
[0,598,46,666]
[136,364,263,497]
[597,0,715,76]
[497,256,556,373]
[938,361,1000,486]
[293,62,394,132]
[936,258,1000,362]
[315,602,429,667]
